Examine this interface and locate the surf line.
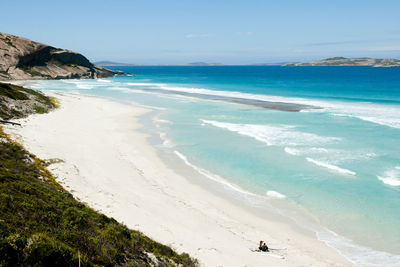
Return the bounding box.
[306,158,356,176]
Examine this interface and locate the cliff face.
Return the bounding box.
[0,33,122,80]
[284,57,400,67]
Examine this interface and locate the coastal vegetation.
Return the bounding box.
[0,82,56,120]
[0,85,197,266]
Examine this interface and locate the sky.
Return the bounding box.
[2,0,400,64]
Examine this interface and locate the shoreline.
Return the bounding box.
[138,98,400,266]
[4,91,353,266]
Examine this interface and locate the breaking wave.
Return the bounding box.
[201,120,340,147]
[266,190,286,199]
[173,150,257,197]
[306,158,356,176]
[377,166,400,187]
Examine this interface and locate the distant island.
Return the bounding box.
[0,33,122,80]
[284,57,400,67]
[186,62,223,66]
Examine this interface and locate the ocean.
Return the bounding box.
[29,66,400,266]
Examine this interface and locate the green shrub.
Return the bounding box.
[24,234,77,266]
[0,83,29,100]
[33,105,48,114]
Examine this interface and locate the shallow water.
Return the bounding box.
[29,66,400,266]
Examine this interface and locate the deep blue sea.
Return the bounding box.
[30,66,400,266]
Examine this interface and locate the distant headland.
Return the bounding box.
[0,33,122,80]
[284,57,400,67]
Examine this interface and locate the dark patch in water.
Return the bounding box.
[135,88,319,112]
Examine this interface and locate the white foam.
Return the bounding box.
[127,82,163,86]
[159,133,175,148]
[317,230,400,267]
[155,119,172,124]
[331,112,400,129]
[285,147,330,156]
[306,158,356,176]
[162,139,174,148]
[61,80,95,89]
[97,79,111,83]
[76,84,94,89]
[331,113,349,117]
[310,147,329,153]
[134,103,166,111]
[106,86,138,94]
[377,166,400,187]
[61,79,79,84]
[174,150,256,197]
[29,85,43,90]
[266,190,286,199]
[284,147,300,155]
[378,177,400,187]
[202,120,340,147]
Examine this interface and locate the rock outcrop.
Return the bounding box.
[0,32,122,80]
[284,57,400,67]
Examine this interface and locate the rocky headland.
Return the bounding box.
[0,32,122,80]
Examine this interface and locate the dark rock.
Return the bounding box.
[0,32,123,80]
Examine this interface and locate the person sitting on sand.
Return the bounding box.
[258,240,269,252]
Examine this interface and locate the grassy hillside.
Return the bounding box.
[0,86,197,266]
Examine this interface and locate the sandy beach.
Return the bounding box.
[4,92,353,266]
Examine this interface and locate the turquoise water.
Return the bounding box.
[30,66,400,266]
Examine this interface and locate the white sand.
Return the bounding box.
[4,92,353,266]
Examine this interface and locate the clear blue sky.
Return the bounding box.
[2,0,400,64]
